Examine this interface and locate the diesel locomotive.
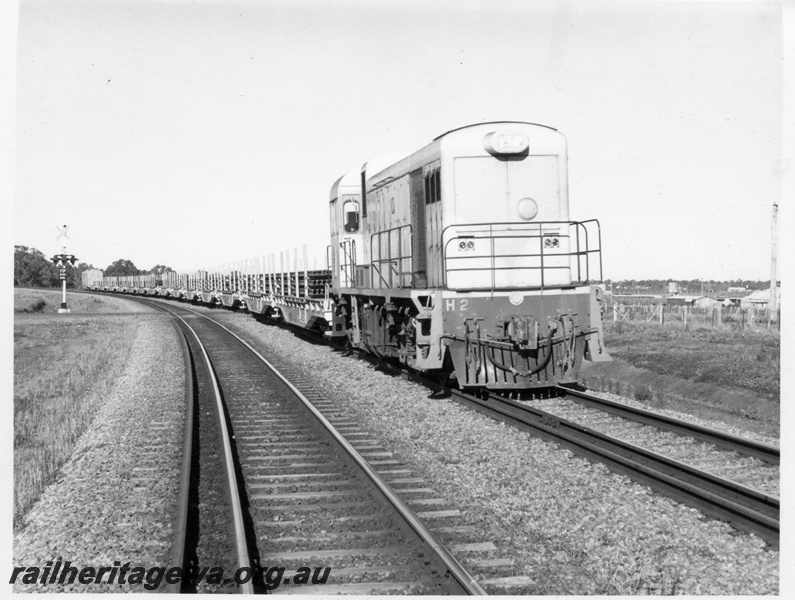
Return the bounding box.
[89,121,610,393]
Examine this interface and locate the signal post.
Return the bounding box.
[52,224,77,313]
[51,253,78,313]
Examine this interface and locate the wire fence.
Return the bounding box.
[608,302,780,332]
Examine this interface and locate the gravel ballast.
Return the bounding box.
[13,315,186,592]
[211,310,778,595]
[13,298,778,594]
[584,389,780,448]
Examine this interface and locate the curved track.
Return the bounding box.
[162,316,197,593]
[143,298,485,594]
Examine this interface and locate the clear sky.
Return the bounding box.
[12,0,784,281]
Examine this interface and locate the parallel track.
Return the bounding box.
[449,389,779,547]
[556,386,779,464]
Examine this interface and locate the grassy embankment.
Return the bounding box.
[581,321,780,434]
[13,289,143,528]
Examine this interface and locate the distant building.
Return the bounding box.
[694,296,718,309]
[727,286,748,292]
[740,288,781,309]
[717,296,746,307]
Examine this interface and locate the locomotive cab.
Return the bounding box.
[329,168,363,289]
[329,152,409,291]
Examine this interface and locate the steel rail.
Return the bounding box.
[450,390,779,547]
[159,305,255,594]
[183,308,487,595]
[162,316,196,594]
[557,386,780,465]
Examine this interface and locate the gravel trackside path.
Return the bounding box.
[13,316,186,593]
[211,311,778,595]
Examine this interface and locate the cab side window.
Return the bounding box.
[343,199,359,233]
[423,163,441,205]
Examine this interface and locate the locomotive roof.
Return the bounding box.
[432,120,557,140]
[367,121,562,190]
[329,166,361,201]
[332,122,561,198]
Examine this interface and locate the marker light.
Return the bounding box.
[517,197,538,220]
[483,131,529,155]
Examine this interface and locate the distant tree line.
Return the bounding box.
[14,246,172,289]
[102,259,172,277]
[607,278,777,296]
[13,246,90,289]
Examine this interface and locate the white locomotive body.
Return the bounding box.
[329,122,609,391]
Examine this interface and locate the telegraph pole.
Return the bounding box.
[769,203,778,324]
[51,225,78,314]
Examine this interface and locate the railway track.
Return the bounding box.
[90,290,779,554]
[449,388,779,548]
[144,299,485,594]
[553,386,779,466]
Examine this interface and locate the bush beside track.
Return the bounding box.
[579,322,780,438]
[14,287,153,314]
[13,289,156,527]
[13,314,186,592]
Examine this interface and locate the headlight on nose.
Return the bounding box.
[483,130,529,155]
[517,197,538,220]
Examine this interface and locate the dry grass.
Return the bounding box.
[14,288,148,314]
[603,321,780,400]
[582,321,780,436]
[13,290,142,528]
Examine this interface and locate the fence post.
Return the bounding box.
[715,304,722,328]
[659,301,664,326]
[613,303,617,322]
